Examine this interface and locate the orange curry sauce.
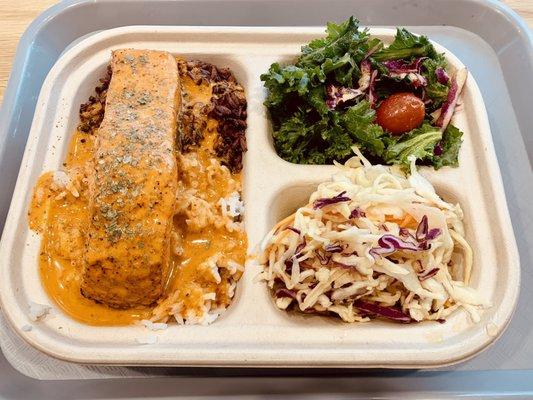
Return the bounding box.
[28,65,247,326]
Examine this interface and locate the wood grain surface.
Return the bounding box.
[0,0,531,103]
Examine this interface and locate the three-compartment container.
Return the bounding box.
[0,25,520,368]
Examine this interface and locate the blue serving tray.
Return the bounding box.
[0,0,532,397]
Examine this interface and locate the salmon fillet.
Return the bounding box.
[81,49,181,308]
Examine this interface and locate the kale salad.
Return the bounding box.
[261,17,467,168]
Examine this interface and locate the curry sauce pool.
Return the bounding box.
[28,50,248,326]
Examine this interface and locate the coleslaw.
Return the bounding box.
[257,148,489,323]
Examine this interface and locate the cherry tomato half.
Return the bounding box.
[376,92,425,135]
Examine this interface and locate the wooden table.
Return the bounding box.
[0,0,531,102]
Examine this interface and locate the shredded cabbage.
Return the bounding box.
[258,148,488,323]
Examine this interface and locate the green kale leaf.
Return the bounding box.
[374,28,438,61]
[422,55,450,109]
[383,123,442,167]
[272,114,315,164]
[298,17,367,68]
[261,63,313,108]
[431,124,463,168]
[342,100,388,157]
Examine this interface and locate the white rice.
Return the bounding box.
[149,150,246,326]
[203,292,216,301]
[140,319,168,331]
[219,191,244,218]
[52,170,70,187]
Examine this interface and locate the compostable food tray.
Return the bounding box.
[0,25,520,368]
[0,0,532,396]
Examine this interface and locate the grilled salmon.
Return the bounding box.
[81,49,181,308]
